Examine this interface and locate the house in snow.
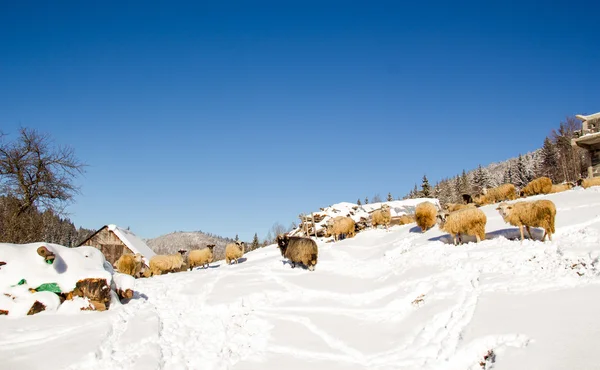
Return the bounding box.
[572,112,600,178]
[77,224,156,267]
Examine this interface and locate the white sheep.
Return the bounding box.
[371,204,392,230]
[327,216,356,241]
[148,251,185,276]
[496,200,556,242]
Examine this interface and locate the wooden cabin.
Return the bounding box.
[77,224,156,267]
[572,112,600,178]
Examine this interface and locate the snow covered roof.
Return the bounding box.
[576,112,600,123]
[105,224,156,264]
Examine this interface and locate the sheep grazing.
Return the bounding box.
[520,176,553,197]
[371,204,392,230]
[443,203,476,213]
[474,183,517,206]
[187,244,216,270]
[550,183,574,194]
[577,177,600,189]
[326,216,356,241]
[415,202,438,232]
[225,241,245,265]
[148,252,185,276]
[276,234,318,271]
[114,253,143,277]
[436,207,487,245]
[496,200,556,242]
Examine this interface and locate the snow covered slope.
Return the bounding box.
[3,188,600,369]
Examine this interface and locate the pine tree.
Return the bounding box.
[364,197,369,204]
[459,170,470,195]
[539,137,559,182]
[387,192,393,201]
[421,175,431,197]
[472,165,492,193]
[235,234,239,242]
[411,184,419,198]
[357,198,362,206]
[514,154,533,187]
[251,233,260,250]
[503,164,513,184]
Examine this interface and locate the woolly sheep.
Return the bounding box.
[436,207,487,245]
[474,183,517,206]
[326,216,356,241]
[225,241,245,265]
[496,200,556,242]
[550,183,573,193]
[443,203,476,213]
[520,177,552,197]
[577,177,600,189]
[187,244,216,270]
[415,202,438,232]
[371,204,392,230]
[149,252,185,276]
[397,214,416,225]
[276,234,318,271]
[114,253,143,277]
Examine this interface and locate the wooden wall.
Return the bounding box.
[80,227,130,266]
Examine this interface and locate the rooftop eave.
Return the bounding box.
[576,112,600,123]
[572,132,600,147]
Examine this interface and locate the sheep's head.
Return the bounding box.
[380,204,390,211]
[576,178,584,186]
[519,190,525,198]
[436,211,450,226]
[495,202,512,220]
[177,249,187,256]
[134,253,143,263]
[206,244,216,251]
[276,234,289,255]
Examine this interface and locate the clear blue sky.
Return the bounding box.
[1,1,598,241]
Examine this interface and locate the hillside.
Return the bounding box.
[145,231,237,261]
[3,187,600,369]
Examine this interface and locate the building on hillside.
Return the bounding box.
[77,224,156,267]
[572,112,600,178]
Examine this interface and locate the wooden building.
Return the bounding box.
[572,112,600,178]
[77,224,156,267]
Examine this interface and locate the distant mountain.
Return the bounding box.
[145,231,238,261]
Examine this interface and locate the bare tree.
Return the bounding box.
[0,127,86,214]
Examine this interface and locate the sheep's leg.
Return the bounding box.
[475,234,481,243]
[519,225,524,241]
[452,234,457,245]
[548,231,552,242]
[526,226,534,240]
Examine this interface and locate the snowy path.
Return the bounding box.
[3,187,600,369]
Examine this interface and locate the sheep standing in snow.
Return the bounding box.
[577,177,600,189]
[415,202,438,232]
[520,176,553,197]
[326,216,356,241]
[496,200,556,242]
[187,244,216,270]
[114,253,143,277]
[371,204,392,230]
[149,251,186,276]
[225,241,245,265]
[474,183,517,206]
[443,203,476,213]
[276,234,318,271]
[550,183,574,193]
[436,207,487,245]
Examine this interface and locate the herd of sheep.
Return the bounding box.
[111,176,600,278]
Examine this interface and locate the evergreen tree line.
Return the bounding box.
[402,117,589,205]
[0,195,95,245]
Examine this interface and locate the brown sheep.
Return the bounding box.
[474,183,517,206]
[371,204,392,230]
[394,214,416,225]
[550,183,573,194]
[225,241,245,265]
[443,203,476,213]
[326,216,356,241]
[276,235,318,271]
[436,207,487,245]
[114,253,143,277]
[149,252,185,276]
[462,193,474,204]
[496,200,556,242]
[520,177,552,197]
[415,202,438,232]
[577,177,600,189]
[188,244,216,270]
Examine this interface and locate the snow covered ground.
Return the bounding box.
[3,187,600,370]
